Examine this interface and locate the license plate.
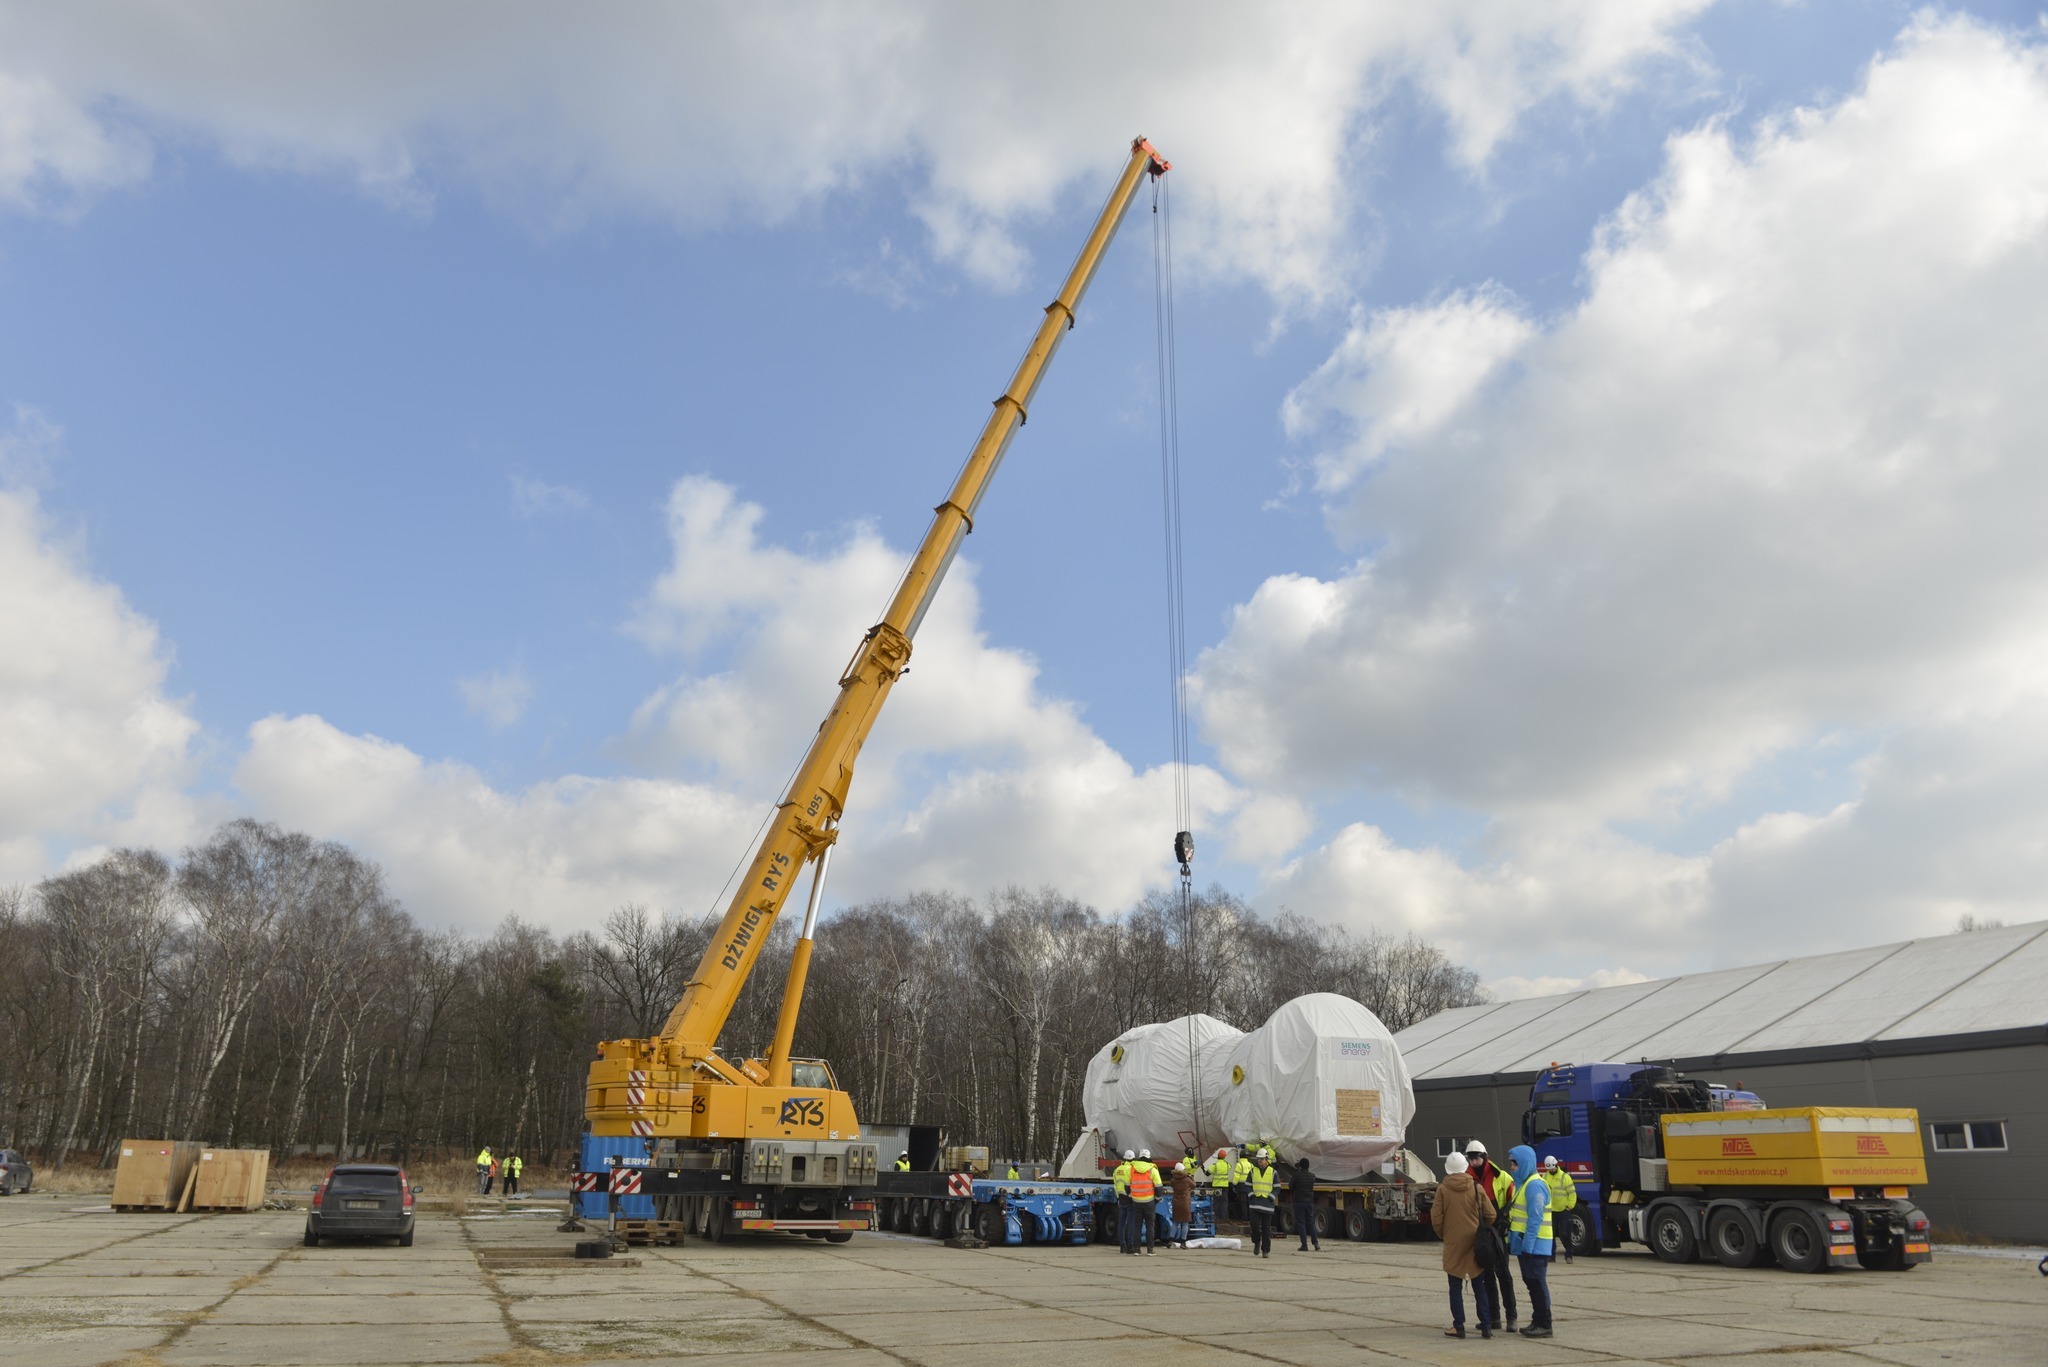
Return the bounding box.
[345,1200,380,1210]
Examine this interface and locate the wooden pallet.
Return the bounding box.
[613,1219,687,1247]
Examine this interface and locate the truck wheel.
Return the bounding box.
[1708,1208,1763,1268]
[1312,1204,1334,1241]
[1648,1205,1697,1264]
[1344,1204,1370,1242]
[890,1200,913,1234]
[1769,1211,1828,1274]
[1557,1209,1599,1258]
[932,1204,955,1239]
[824,1231,853,1244]
[910,1201,932,1237]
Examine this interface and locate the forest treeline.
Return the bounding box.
[0,819,1486,1170]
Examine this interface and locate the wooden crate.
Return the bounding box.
[110,1140,202,1210]
[190,1148,271,1211]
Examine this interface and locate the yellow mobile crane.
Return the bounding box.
[585,136,1171,1240]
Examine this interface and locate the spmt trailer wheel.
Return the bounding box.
[910,1200,933,1237]
[973,1202,1005,1244]
[1312,1204,1335,1242]
[1707,1208,1765,1269]
[1649,1205,1698,1264]
[1769,1211,1828,1274]
[1344,1203,1371,1242]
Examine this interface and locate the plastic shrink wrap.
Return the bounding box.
[1206,993,1413,1180]
[1078,994,1413,1180]
[1078,1014,1241,1160]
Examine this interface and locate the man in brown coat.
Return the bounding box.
[1431,1152,1499,1339]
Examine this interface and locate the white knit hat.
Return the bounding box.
[1444,1152,1470,1175]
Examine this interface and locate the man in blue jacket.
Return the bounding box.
[1506,1145,1554,1338]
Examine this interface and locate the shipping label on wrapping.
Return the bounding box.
[1334,1088,1383,1136]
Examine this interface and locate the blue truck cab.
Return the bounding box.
[1521,1062,1762,1257]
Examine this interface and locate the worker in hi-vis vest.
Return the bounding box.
[1112,1150,1135,1251]
[1125,1150,1162,1255]
[1204,1148,1235,1221]
[1244,1151,1280,1257]
[1539,1155,1577,1262]
[894,1154,911,1171]
[504,1154,523,1196]
[475,1147,492,1196]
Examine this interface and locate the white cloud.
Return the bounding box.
[0,68,149,209]
[457,666,533,730]
[626,475,1248,912]
[0,1,1709,300]
[1486,966,1652,1003]
[235,714,759,935]
[0,476,202,881]
[509,474,588,518]
[1218,14,2048,978]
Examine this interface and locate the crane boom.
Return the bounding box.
[587,136,1168,1159]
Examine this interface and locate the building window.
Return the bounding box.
[1436,1136,1474,1158]
[1931,1120,2007,1152]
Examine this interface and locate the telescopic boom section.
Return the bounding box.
[653,137,1169,1072]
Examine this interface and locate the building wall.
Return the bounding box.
[1411,1043,2046,1244]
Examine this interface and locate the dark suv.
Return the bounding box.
[304,1164,416,1246]
[0,1149,30,1195]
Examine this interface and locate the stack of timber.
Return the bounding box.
[183,1148,271,1212]
[111,1140,202,1211]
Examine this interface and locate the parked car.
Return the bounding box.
[304,1164,416,1246]
[0,1149,30,1195]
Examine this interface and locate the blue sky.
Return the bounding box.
[7,2,2048,992]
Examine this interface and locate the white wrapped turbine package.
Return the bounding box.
[1078,1013,1241,1159]
[1078,993,1414,1180]
[1206,993,1413,1179]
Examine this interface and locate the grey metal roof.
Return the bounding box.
[1396,919,2048,1083]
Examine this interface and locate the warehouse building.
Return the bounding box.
[1392,919,2048,1243]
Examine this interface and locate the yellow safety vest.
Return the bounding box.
[1006,1166,1020,1179]
[1248,1164,1279,1201]
[475,1149,491,1167]
[1509,1174,1553,1241]
[1232,1156,1253,1183]
[508,1157,522,1175]
[1542,1169,1577,1211]
[894,1156,911,1171]
[1204,1156,1233,1187]
[1128,1161,1159,1201]
[1112,1161,1132,1195]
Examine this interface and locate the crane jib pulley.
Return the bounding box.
[585,137,1170,1148]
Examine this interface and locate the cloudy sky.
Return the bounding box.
[6,1,2048,995]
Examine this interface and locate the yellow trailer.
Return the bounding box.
[1663,1108,1927,1189]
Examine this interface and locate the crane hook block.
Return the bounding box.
[1174,830,1194,870]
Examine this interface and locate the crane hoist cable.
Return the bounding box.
[1152,168,1205,1149]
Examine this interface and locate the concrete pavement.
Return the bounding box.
[0,1195,2042,1365]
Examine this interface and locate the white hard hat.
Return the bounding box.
[1124,1149,1135,1160]
[1464,1140,1487,1155]
[1444,1153,1469,1175]
[1541,1154,1561,1170]
[1139,1148,1151,1159]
